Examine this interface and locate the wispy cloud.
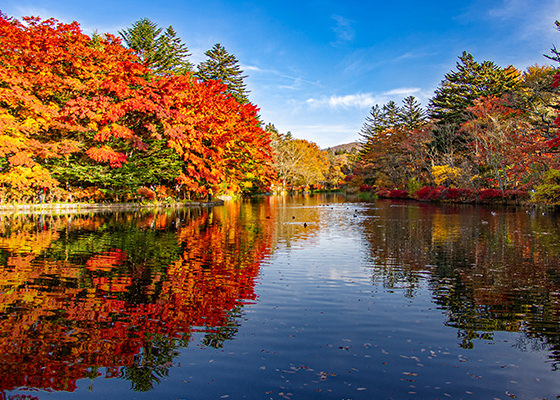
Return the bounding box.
[306,87,423,109]
[242,65,262,72]
[243,64,322,91]
[487,0,560,41]
[331,15,355,46]
[341,48,439,75]
[383,87,421,96]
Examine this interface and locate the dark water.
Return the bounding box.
[1,195,559,399]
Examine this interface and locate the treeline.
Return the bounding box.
[353,24,560,204]
[0,14,340,204]
[265,124,352,192]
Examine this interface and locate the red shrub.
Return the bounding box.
[376,188,391,198]
[389,189,409,199]
[504,189,529,201]
[478,189,503,201]
[445,187,462,199]
[414,186,436,200]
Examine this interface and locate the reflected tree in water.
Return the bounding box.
[358,201,560,365]
[0,205,273,392]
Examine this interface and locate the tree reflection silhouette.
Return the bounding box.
[359,201,560,365]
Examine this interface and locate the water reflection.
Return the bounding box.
[0,205,273,392]
[1,195,560,398]
[359,200,560,367]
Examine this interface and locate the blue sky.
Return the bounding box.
[3,0,560,148]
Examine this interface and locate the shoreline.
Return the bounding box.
[0,200,225,215]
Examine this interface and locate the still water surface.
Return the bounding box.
[1,195,559,399]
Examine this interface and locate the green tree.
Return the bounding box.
[382,100,401,126]
[399,96,426,130]
[428,52,522,158]
[429,51,522,125]
[119,18,192,75]
[196,43,250,104]
[359,98,426,160]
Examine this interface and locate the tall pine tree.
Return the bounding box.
[428,51,522,154]
[429,51,521,125]
[119,18,192,75]
[399,96,426,130]
[196,43,250,104]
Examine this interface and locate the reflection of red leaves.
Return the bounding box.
[85,249,127,271]
[0,209,275,393]
[92,276,132,292]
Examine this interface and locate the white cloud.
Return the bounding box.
[306,87,423,110]
[242,65,262,72]
[306,93,377,109]
[383,87,421,96]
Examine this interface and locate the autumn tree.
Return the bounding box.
[356,96,430,187]
[0,13,274,202]
[518,65,560,138]
[268,126,337,191]
[461,96,550,192]
[429,52,523,160]
[196,43,250,104]
[0,15,91,201]
[359,96,426,158]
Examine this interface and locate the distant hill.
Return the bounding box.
[325,141,362,154]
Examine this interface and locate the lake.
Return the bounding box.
[1,194,559,399]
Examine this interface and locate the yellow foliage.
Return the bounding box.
[432,165,461,186]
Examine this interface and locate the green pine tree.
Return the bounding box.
[196,43,250,104]
[119,18,192,75]
[399,96,426,130]
[428,51,522,154]
[429,51,521,125]
[358,105,385,158]
[157,26,193,74]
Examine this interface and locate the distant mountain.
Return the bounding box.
[325,141,362,154]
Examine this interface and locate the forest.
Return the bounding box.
[1,13,560,204]
[353,34,560,205]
